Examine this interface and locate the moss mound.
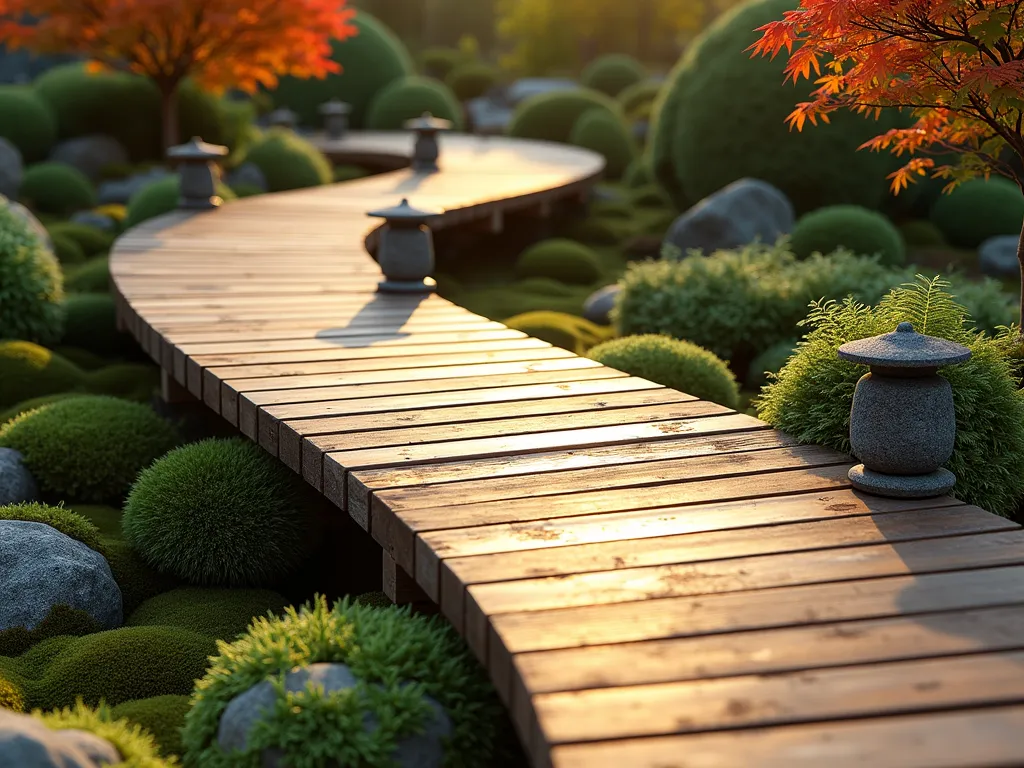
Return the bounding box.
[124,175,236,230]
[582,54,647,98]
[446,61,500,102]
[366,75,463,130]
[244,129,332,193]
[791,205,906,266]
[504,310,614,355]
[0,86,56,162]
[515,238,603,285]
[103,538,181,616]
[65,503,122,539]
[631,185,671,208]
[0,201,65,344]
[123,438,307,587]
[589,334,740,409]
[508,88,624,144]
[650,0,900,214]
[0,675,23,711]
[182,596,516,768]
[899,219,947,248]
[60,293,128,359]
[0,341,84,410]
[19,162,97,215]
[87,364,159,402]
[64,256,110,293]
[127,588,290,641]
[46,222,114,257]
[0,393,81,425]
[0,604,101,658]
[930,177,1024,248]
[49,232,86,266]
[0,395,178,503]
[569,108,636,180]
[36,701,174,767]
[623,157,654,189]
[270,11,415,129]
[111,695,191,758]
[0,501,105,553]
[617,80,662,120]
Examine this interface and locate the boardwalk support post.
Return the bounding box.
[367,198,441,294]
[405,112,453,173]
[167,137,229,211]
[320,99,352,140]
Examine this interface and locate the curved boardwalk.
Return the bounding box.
[111,131,1024,767]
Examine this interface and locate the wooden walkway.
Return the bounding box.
[110,131,1024,767]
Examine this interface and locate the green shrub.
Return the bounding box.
[103,538,181,616]
[0,342,84,410]
[504,311,614,355]
[565,217,623,245]
[590,199,633,219]
[0,501,105,553]
[0,202,65,344]
[49,232,86,266]
[182,596,514,768]
[617,80,662,120]
[111,695,191,758]
[623,157,654,189]
[515,238,603,285]
[87,364,159,402]
[569,108,636,180]
[0,86,56,162]
[0,393,81,425]
[60,293,126,358]
[0,675,23,711]
[508,88,624,144]
[0,604,101,658]
[19,162,97,215]
[124,175,236,230]
[581,54,647,98]
[0,395,178,503]
[244,129,332,193]
[64,256,110,293]
[123,438,306,587]
[747,338,798,389]
[790,205,906,266]
[270,11,415,129]
[366,75,463,130]
[589,334,740,408]
[446,61,500,102]
[127,588,290,641]
[54,346,108,370]
[930,177,1024,248]
[420,46,465,80]
[46,222,114,257]
[649,0,901,214]
[759,277,1024,517]
[899,219,947,247]
[631,184,671,208]
[946,277,1018,335]
[514,277,576,297]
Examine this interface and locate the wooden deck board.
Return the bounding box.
[110,130,1024,766]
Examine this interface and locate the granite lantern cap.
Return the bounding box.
[404,112,453,132]
[367,198,441,225]
[838,322,972,369]
[167,137,229,161]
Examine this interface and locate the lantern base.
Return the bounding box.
[179,196,223,211]
[377,277,437,294]
[848,464,955,499]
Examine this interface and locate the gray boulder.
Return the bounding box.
[1,195,51,250]
[218,662,451,768]
[70,210,117,232]
[583,284,621,326]
[0,137,22,199]
[0,709,122,767]
[978,235,1020,278]
[225,162,267,193]
[98,167,172,205]
[0,447,38,505]
[664,177,795,257]
[0,520,122,632]
[49,136,129,183]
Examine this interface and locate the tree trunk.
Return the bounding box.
[160,84,180,153]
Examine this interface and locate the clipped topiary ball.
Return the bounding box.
[366,75,463,130]
[446,61,499,102]
[508,88,624,144]
[930,176,1024,248]
[790,205,906,266]
[569,108,636,180]
[617,80,662,120]
[0,393,82,425]
[589,334,740,409]
[504,311,613,355]
[111,695,191,758]
[49,232,86,266]
[515,238,603,285]
[244,129,332,193]
[19,162,97,215]
[126,587,290,641]
[0,395,178,503]
[123,438,307,587]
[0,86,57,163]
[581,53,647,98]
[124,175,236,230]
[0,342,84,410]
[0,200,65,344]
[45,222,114,257]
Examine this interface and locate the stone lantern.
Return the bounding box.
[838,321,972,498]
[319,99,352,140]
[367,198,440,293]
[166,137,229,210]
[267,107,298,130]
[404,112,453,173]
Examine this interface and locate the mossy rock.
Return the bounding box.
[126,587,290,641]
[930,177,1024,248]
[124,175,236,230]
[46,222,114,257]
[19,162,97,216]
[0,85,57,162]
[504,311,614,355]
[569,109,636,180]
[0,501,105,553]
[581,54,647,98]
[111,695,191,758]
[366,75,463,130]
[791,205,906,266]
[515,238,603,285]
[0,341,84,410]
[0,199,65,345]
[508,88,625,144]
[49,231,86,266]
[244,129,332,193]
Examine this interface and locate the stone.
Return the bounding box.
[0,520,122,632]
[978,235,1020,278]
[848,465,956,499]
[97,168,172,205]
[0,709,122,767]
[225,162,267,193]
[49,136,129,183]
[217,662,452,768]
[583,284,621,326]
[1,195,51,250]
[663,177,795,257]
[69,211,117,232]
[0,447,39,505]
[0,137,23,199]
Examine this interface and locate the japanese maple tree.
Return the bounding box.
[750,0,1024,327]
[0,0,357,148]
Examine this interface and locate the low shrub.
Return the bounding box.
[0,395,178,503]
[617,80,662,120]
[87,364,159,402]
[589,334,740,408]
[515,238,603,285]
[0,393,81,425]
[46,222,114,257]
[123,438,307,587]
[581,54,647,98]
[931,177,1024,248]
[19,162,97,215]
[0,501,105,554]
[0,342,84,410]
[127,588,290,641]
[365,75,463,130]
[790,205,906,266]
[504,311,614,355]
[64,256,110,293]
[111,695,191,758]
[513,277,576,297]
[623,157,654,189]
[49,232,86,266]
[569,108,636,179]
[590,199,633,219]
[244,129,332,193]
[0,201,65,345]
[0,604,101,658]
[758,277,1024,517]
[630,184,671,208]
[0,86,56,163]
[747,338,798,390]
[0,675,23,711]
[899,219,947,247]
[507,88,624,144]
[446,61,500,102]
[564,217,624,245]
[124,176,236,230]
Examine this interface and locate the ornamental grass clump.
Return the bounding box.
[758,276,1024,517]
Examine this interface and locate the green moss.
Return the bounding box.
[617,80,662,120]
[899,219,947,247]
[569,109,636,180]
[87,364,159,402]
[0,604,101,658]
[446,61,500,102]
[0,201,65,345]
[0,86,56,162]
[124,175,236,230]
[0,341,84,410]
[244,129,332,193]
[515,238,603,285]
[46,222,114,257]
[65,504,122,538]
[19,162,97,216]
[127,588,290,641]
[60,293,128,358]
[930,177,1024,248]
[366,75,463,130]
[64,256,110,293]
[123,438,307,587]
[630,185,671,208]
[508,88,625,144]
[49,231,87,266]
[0,675,23,711]
[0,393,82,424]
[581,54,647,98]
[589,334,740,409]
[111,695,191,758]
[747,338,798,390]
[504,311,614,355]
[514,277,576,297]
[791,205,906,266]
[564,217,625,245]
[0,395,179,504]
[103,538,181,616]
[0,501,105,553]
